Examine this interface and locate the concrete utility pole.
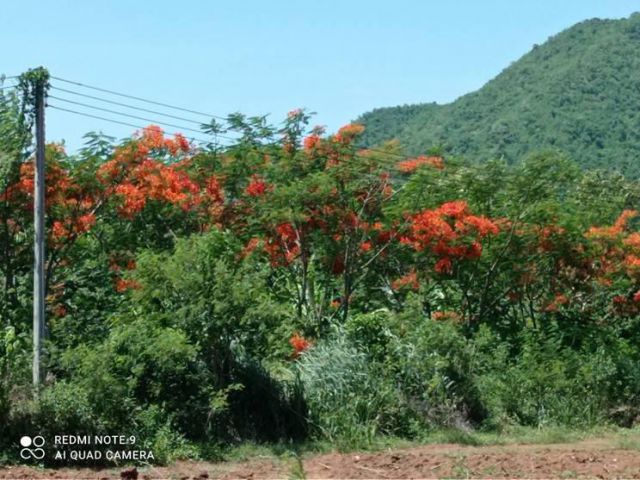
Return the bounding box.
[33,74,46,389]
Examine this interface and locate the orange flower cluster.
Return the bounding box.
[51,213,96,242]
[359,241,373,252]
[289,333,312,358]
[98,126,190,182]
[396,155,445,173]
[203,176,225,221]
[622,230,640,279]
[401,201,499,274]
[536,224,567,252]
[543,294,569,312]
[113,161,200,218]
[264,223,301,266]
[7,150,99,245]
[432,310,461,322]
[245,175,269,197]
[333,123,365,143]
[108,254,141,293]
[587,209,637,239]
[114,278,142,293]
[136,125,190,155]
[303,133,322,152]
[391,270,419,291]
[9,158,77,209]
[94,126,221,220]
[586,210,640,284]
[113,183,146,217]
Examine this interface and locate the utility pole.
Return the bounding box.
[32,72,46,390]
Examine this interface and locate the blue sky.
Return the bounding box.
[2,0,639,151]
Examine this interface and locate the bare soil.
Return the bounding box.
[2,436,640,479]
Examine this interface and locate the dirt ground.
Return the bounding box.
[2,435,640,479]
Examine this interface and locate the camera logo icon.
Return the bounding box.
[19,436,45,460]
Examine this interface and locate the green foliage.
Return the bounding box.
[358,14,640,177]
[296,331,413,449]
[59,318,201,431]
[33,381,98,437]
[385,308,485,428]
[0,326,27,434]
[473,324,640,429]
[131,229,293,360]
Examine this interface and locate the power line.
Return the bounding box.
[50,86,209,126]
[49,76,411,161]
[48,104,217,145]
[50,103,416,166]
[49,94,214,137]
[51,76,228,121]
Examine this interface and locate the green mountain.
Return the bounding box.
[357,13,640,176]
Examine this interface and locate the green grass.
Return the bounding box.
[287,454,306,480]
[614,427,640,450]
[215,424,632,465]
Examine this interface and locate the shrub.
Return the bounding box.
[473,324,640,429]
[296,331,413,448]
[386,317,485,428]
[56,318,208,438]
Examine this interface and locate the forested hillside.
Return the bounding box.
[358,13,640,176]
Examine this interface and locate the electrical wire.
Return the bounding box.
[48,104,219,145]
[49,94,215,137]
[50,86,211,126]
[49,76,411,160]
[50,103,414,164]
[51,75,227,120]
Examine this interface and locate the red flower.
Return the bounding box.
[52,221,68,240]
[587,210,638,238]
[544,294,569,312]
[205,176,224,202]
[432,311,461,322]
[396,155,445,173]
[115,183,146,218]
[242,238,261,257]
[438,201,468,219]
[115,278,142,293]
[76,213,96,234]
[245,176,268,197]
[359,241,373,252]
[613,295,627,305]
[633,291,640,303]
[435,257,453,274]
[466,242,483,259]
[335,123,365,141]
[173,133,191,153]
[303,134,321,152]
[391,270,419,291]
[463,215,500,237]
[289,333,311,358]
